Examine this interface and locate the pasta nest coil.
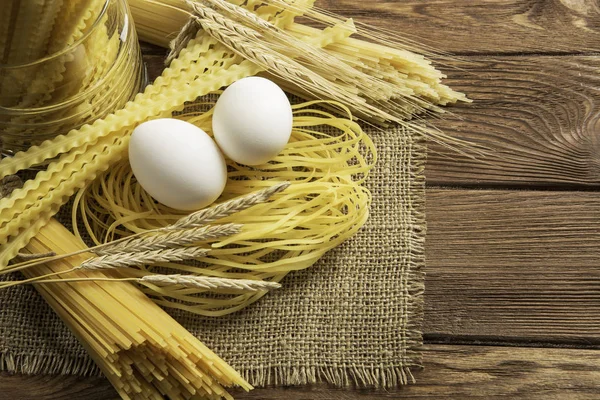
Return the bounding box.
[73,99,377,316]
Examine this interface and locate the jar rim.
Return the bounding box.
[0,0,111,69]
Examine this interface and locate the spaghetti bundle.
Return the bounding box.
[22,218,252,399]
[73,100,376,315]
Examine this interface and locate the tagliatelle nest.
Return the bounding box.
[73,100,376,316]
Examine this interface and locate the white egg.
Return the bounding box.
[129,118,227,211]
[212,77,293,166]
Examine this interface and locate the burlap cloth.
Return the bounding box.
[0,126,425,389]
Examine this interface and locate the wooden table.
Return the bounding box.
[2,0,599,398]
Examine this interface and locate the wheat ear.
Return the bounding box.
[203,0,393,100]
[140,274,281,292]
[189,3,400,124]
[96,223,242,255]
[202,0,273,30]
[172,182,290,229]
[79,247,209,270]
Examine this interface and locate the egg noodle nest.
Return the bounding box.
[72,99,376,315]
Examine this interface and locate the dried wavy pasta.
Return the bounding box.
[72,100,376,315]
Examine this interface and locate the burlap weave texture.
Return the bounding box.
[0,126,425,388]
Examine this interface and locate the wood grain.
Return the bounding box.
[318,0,600,54]
[425,188,600,342]
[427,56,600,187]
[0,373,116,400]
[235,345,600,399]
[2,345,599,399]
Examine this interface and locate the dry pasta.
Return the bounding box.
[0,2,470,399]
[23,218,252,399]
[0,5,349,267]
[71,100,376,316]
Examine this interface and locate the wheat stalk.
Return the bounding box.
[202,0,391,99]
[168,1,432,127]
[202,0,273,31]
[198,19,308,80]
[79,247,209,270]
[15,251,56,261]
[2,274,282,294]
[172,181,290,229]
[192,2,262,39]
[168,0,262,65]
[190,4,356,95]
[96,223,242,255]
[189,4,401,125]
[140,274,281,292]
[2,183,290,276]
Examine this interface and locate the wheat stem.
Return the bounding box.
[1,275,280,293]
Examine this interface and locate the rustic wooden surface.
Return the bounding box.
[428,56,600,187]
[3,345,600,399]
[2,0,600,398]
[425,189,600,343]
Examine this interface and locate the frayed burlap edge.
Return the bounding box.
[1,353,99,377]
[0,133,426,389]
[402,132,426,383]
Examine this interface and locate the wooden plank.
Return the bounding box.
[427,56,600,187]
[0,373,116,400]
[2,345,599,399]
[425,188,600,342]
[235,345,600,399]
[319,0,600,54]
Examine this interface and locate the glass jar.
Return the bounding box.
[0,0,145,153]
